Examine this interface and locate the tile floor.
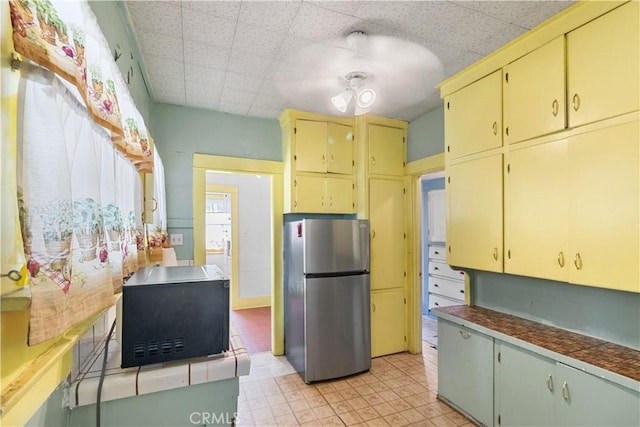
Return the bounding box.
[237,342,473,427]
[230,307,272,354]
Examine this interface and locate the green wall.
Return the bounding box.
[406,106,444,162]
[150,103,281,260]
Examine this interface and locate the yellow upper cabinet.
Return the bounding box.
[327,122,354,175]
[295,119,354,175]
[293,175,354,214]
[504,37,566,144]
[325,176,354,214]
[505,138,569,281]
[369,178,405,290]
[567,119,639,292]
[447,154,503,272]
[368,124,405,176]
[444,70,502,159]
[567,1,640,128]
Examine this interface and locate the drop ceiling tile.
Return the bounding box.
[442,51,485,77]
[217,101,251,116]
[231,24,287,57]
[227,50,274,77]
[144,55,185,82]
[220,87,258,105]
[153,79,186,105]
[181,0,241,22]
[183,40,230,70]
[252,94,288,110]
[136,30,183,62]
[288,2,360,42]
[184,63,226,90]
[400,2,474,44]
[126,1,183,39]
[182,7,235,49]
[353,1,421,25]
[238,1,302,33]
[186,81,221,110]
[248,105,285,119]
[468,23,527,56]
[223,73,264,93]
[309,1,362,16]
[453,1,574,30]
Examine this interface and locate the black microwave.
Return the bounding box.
[117,265,229,368]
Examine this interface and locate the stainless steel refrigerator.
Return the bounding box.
[284,218,371,383]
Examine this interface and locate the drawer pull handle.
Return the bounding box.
[492,247,499,261]
[572,94,580,112]
[547,374,554,392]
[552,99,559,117]
[459,289,464,294]
[434,266,439,270]
[561,382,569,401]
[372,303,376,312]
[574,252,583,270]
[434,302,439,306]
[434,251,440,255]
[371,229,376,239]
[434,284,439,287]
[492,121,498,135]
[557,251,565,268]
[459,330,471,339]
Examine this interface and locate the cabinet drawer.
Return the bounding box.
[428,246,446,261]
[429,294,463,310]
[428,276,465,301]
[429,260,466,281]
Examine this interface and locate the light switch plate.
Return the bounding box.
[170,233,183,246]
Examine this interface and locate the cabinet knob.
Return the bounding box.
[330,154,334,163]
[371,229,376,238]
[459,289,464,294]
[557,251,565,268]
[459,330,471,339]
[492,121,498,135]
[372,303,376,312]
[552,99,559,117]
[574,252,583,270]
[505,126,510,137]
[492,247,499,261]
[322,154,325,164]
[572,93,581,112]
[371,156,376,165]
[434,283,439,287]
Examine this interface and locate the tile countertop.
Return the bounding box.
[70,329,250,408]
[434,306,640,385]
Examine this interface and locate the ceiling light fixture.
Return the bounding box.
[332,71,377,115]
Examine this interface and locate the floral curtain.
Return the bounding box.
[18,66,140,345]
[9,0,153,172]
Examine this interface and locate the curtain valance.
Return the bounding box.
[9,0,153,172]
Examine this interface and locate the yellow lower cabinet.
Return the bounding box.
[294,175,355,214]
[568,120,639,292]
[506,139,568,281]
[371,289,406,357]
[325,176,354,213]
[369,178,405,290]
[447,154,503,272]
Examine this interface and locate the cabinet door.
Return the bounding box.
[325,176,354,214]
[567,2,640,128]
[557,363,640,427]
[438,320,494,426]
[368,124,404,176]
[327,122,353,175]
[371,289,405,357]
[445,70,502,158]
[506,139,568,281]
[568,120,639,292]
[295,120,327,173]
[495,342,556,427]
[447,154,503,272]
[294,175,325,213]
[369,179,405,290]
[504,37,565,144]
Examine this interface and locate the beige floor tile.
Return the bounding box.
[387,398,412,412]
[275,413,300,426]
[339,410,364,425]
[373,402,397,417]
[369,382,389,393]
[363,417,391,426]
[339,388,361,400]
[444,411,471,426]
[317,383,339,394]
[235,411,254,426]
[283,389,306,402]
[355,384,377,396]
[404,392,431,408]
[270,402,294,416]
[346,376,368,387]
[306,394,328,408]
[294,408,319,424]
[378,389,401,402]
[427,415,458,427]
[289,398,311,412]
[400,408,425,423]
[363,392,384,406]
[267,393,287,406]
[330,400,354,414]
[395,387,416,399]
[332,380,352,391]
[408,383,429,394]
[315,415,345,426]
[280,382,300,393]
[355,406,379,422]
[410,419,437,427]
[384,412,412,426]
[300,387,322,399]
[246,397,270,410]
[324,391,345,403]
[346,396,368,410]
[251,406,274,422]
[312,404,336,419]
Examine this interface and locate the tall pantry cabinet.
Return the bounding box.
[280,110,409,358]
